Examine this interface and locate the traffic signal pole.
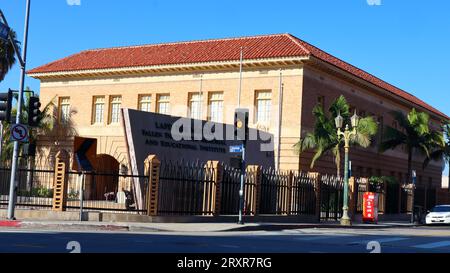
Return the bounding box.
[238,145,246,225]
[7,0,31,220]
[0,122,3,162]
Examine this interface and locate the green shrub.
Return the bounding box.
[68,189,79,200]
[32,186,54,198]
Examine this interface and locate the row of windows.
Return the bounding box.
[58,90,273,125]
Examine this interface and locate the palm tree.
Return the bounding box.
[294,95,378,177]
[379,108,439,183]
[0,29,18,81]
[423,122,450,181]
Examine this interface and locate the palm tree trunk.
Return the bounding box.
[407,148,413,184]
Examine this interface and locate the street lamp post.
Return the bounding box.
[335,111,360,226]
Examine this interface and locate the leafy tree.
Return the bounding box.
[379,109,441,183]
[423,122,450,181]
[0,29,19,81]
[295,95,378,177]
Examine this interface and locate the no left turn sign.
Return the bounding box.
[10,124,29,143]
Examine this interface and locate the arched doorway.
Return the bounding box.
[92,154,120,200]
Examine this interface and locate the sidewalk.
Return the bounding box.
[0,219,420,233]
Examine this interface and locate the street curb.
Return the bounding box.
[0,220,420,233]
[0,220,22,228]
[224,223,421,232]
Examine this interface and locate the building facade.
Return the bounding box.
[28,34,448,188]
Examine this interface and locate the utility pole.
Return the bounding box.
[235,109,249,225]
[4,0,32,220]
[0,123,3,165]
[411,170,417,224]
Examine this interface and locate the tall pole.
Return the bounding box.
[238,145,246,225]
[339,125,352,226]
[237,47,244,224]
[341,131,351,226]
[277,70,283,170]
[0,122,3,165]
[7,0,31,220]
[411,170,416,224]
[237,47,243,107]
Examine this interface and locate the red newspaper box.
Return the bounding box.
[363,192,379,223]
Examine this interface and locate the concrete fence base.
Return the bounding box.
[0,209,322,224]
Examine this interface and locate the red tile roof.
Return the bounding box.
[28,33,448,120]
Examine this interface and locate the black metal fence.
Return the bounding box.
[320,175,343,221]
[385,182,400,214]
[414,186,436,212]
[220,165,256,215]
[259,169,316,215]
[260,169,290,215]
[2,162,433,219]
[291,172,316,215]
[157,160,216,215]
[0,167,54,210]
[64,171,149,214]
[156,161,318,217]
[0,167,149,214]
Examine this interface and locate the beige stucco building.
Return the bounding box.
[28,34,447,189]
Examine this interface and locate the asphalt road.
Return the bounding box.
[0,226,449,253]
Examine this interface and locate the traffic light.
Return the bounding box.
[0,89,13,123]
[27,96,41,127]
[22,143,37,157]
[234,108,249,142]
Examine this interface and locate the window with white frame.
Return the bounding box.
[208,92,223,123]
[59,97,70,124]
[255,90,271,124]
[139,95,152,112]
[189,93,203,119]
[109,96,122,124]
[157,94,170,115]
[92,96,105,124]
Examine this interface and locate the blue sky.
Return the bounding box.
[1,0,449,173]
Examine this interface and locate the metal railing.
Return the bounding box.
[291,172,316,215]
[219,164,257,215]
[65,171,149,214]
[260,168,290,215]
[1,164,435,218]
[0,167,54,210]
[157,160,216,215]
[320,174,343,221]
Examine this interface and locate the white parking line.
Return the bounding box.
[413,241,450,249]
[349,237,409,245]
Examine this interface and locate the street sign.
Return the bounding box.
[0,21,9,42]
[10,124,29,143]
[72,136,97,172]
[229,144,244,153]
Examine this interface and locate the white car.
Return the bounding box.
[425,205,450,225]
